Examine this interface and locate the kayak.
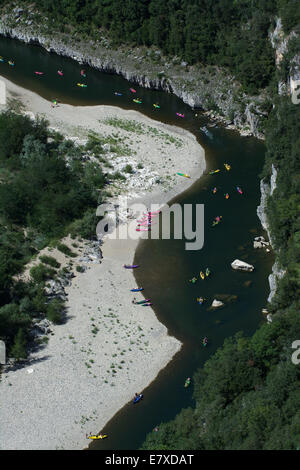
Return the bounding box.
[189,277,197,284]
[225,193,230,199]
[135,299,150,304]
[133,393,143,404]
[123,264,139,269]
[130,88,136,93]
[114,92,122,96]
[224,163,231,171]
[212,187,217,194]
[153,104,160,108]
[200,271,205,280]
[34,71,44,75]
[133,99,142,104]
[146,211,161,215]
[57,70,63,76]
[184,378,191,388]
[8,60,14,66]
[176,113,184,118]
[142,303,153,306]
[197,297,205,305]
[209,169,220,175]
[87,434,107,440]
[131,288,144,292]
[205,268,210,277]
[80,69,86,77]
[212,216,222,226]
[236,186,243,194]
[0,57,4,62]
[77,83,87,87]
[202,337,208,347]
[177,172,191,178]
[136,227,151,232]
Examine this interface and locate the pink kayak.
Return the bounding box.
[136,227,151,232]
[130,88,136,93]
[34,71,44,75]
[176,113,184,118]
[57,70,63,76]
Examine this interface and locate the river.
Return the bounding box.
[0,35,273,450]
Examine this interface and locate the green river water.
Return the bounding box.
[0,35,273,450]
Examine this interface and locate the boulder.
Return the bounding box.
[211,299,224,308]
[231,259,254,272]
[267,314,273,323]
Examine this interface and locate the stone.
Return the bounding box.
[231,259,254,272]
[267,314,273,323]
[211,299,224,308]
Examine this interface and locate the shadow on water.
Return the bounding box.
[0,35,273,450]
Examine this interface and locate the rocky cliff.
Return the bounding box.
[0,4,268,138]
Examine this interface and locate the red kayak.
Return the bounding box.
[57,70,63,76]
[34,71,44,75]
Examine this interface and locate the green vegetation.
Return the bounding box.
[0,111,108,359]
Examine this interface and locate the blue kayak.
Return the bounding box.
[133,393,143,404]
[131,288,144,292]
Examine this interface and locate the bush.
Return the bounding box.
[56,243,77,258]
[46,299,64,324]
[39,255,61,269]
[30,264,56,283]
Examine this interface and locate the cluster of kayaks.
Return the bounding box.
[136,210,161,232]
[189,268,210,284]
[0,57,14,66]
[212,186,243,196]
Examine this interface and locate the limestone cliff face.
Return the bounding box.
[0,5,267,139]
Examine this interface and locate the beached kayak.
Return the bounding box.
[133,393,143,404]
[142,303,153,306]
[177,172,191,178]
[131,288,144,292]
[87,434,107,440]
[135,299,150,304]
[123,264,139,269]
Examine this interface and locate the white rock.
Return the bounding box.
[211,299,224,308]
[267,314,273,323]
[231,259,254,272]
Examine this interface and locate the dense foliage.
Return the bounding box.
[141,92,300,449]
[0,111,106,358]
[13,0,294,94]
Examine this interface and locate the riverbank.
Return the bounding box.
[0,77,206,450]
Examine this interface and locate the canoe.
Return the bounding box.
[133,393,143,404]
[184,378,191,388]
[176,113,184,118]
[177,172,191,178]
[200,271,205,280]
[130,88,136,93]
[130,288,144,292]
[57,70,63,76]
[135,299,150,304]
[77,83,87,87]
[123,265,139,269]
[87,434,107,440]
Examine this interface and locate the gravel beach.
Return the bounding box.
[0,76,206,449]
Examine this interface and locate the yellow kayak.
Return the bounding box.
[87,434,107,440]
[200,271,205,280]
[224,163,231,171]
